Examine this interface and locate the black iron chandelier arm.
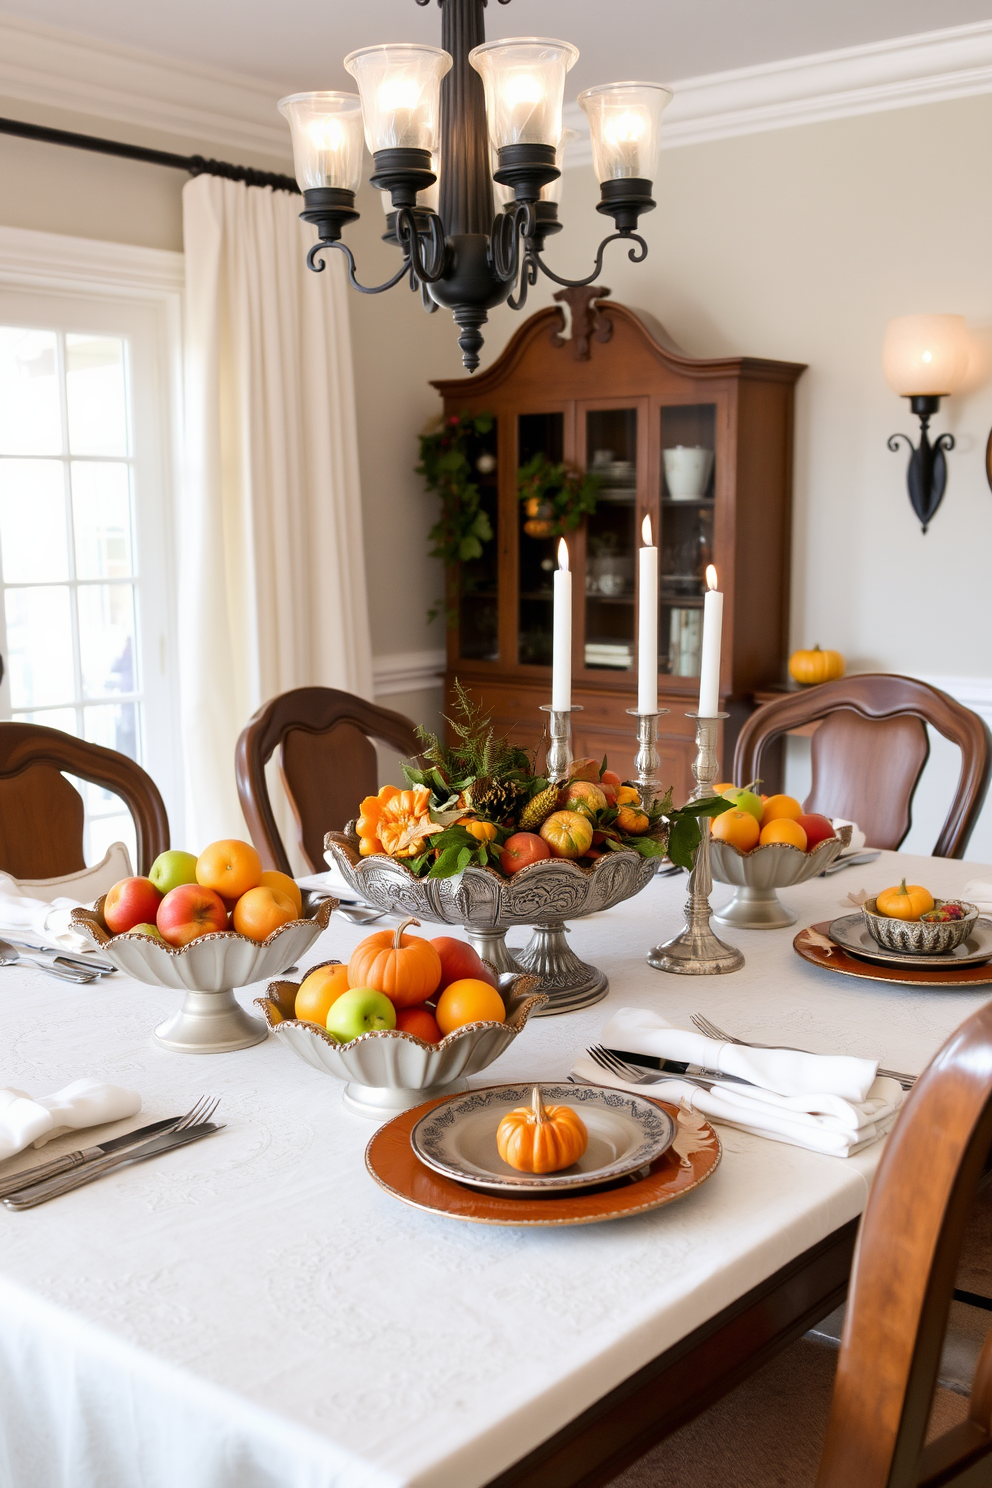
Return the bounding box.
[490,201,536,284]
[306,207,447,293]
[528,230,649,290]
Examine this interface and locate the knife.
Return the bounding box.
[4,1123,224,1209]
[0,937,117,974]
[605,1047,753,1086]
[0,1115,183,1199]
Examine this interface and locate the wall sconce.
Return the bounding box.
[883,314,968,532]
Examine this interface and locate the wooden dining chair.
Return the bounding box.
[0,721,170,878]
[235,687,421,875]
[733,674,991,858]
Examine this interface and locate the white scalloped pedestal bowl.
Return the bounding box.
[324,832,659,1015]
[257,971,546,1118]
[710,825,852,929]
[72,898,336,1053]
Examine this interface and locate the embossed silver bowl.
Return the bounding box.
[73,897,336,1054]
[710,825,852,929]
[862,898,979,954]
[257,969,546,1118]
[324,831,660,1015]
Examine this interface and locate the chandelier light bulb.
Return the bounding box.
[579,81,672,183]
[278,92,365,193]
[345,44,452,154]
[469,38,578,151]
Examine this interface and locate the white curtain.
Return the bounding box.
[180,174,373,850]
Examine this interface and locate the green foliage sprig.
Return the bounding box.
[517,452,602,536]
[417,410,495,624]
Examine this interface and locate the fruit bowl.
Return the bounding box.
[862,898,979,955]
[324,832,660,1014]
[709,825,852,929]
[72,896,336,1054]
[257,970,546,1117]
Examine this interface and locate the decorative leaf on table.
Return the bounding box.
[844,888,869,907]
[672,1100,718,1170]
[799,927,837,956]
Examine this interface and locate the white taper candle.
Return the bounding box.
[697,564,723,717]
[552,538,572,712]
[637,514,658,714]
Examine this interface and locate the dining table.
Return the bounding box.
[0,846,989,1488]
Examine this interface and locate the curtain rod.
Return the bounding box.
[0,115,300,194]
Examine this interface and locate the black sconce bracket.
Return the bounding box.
[887,393,955,533]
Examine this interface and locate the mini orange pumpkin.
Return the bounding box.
[539,810,594,859]
[616,804,650,835]
[458,819,498,842]
[875,879,935,921]
[788,645,845,687]
[496,1087,589,1173]
[347,916,442,1008]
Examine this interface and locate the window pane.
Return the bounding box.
[0,328,62,456]
[86,811,137,874]
[83,699,139,763]
[66,336,129,457]
[5,585,75,707]
[72,462,133,579]
[77,584,137,699]
[13,708,78,735]
[0,458,70,582]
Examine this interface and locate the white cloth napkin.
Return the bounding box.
[0,873,96,953]
[572,1010,903,1157]
[0,1080,142,1162]
[311,862,364,903]
[831,819,867,853]
[963,881,992,915]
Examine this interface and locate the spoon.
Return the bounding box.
[0,939,97,984]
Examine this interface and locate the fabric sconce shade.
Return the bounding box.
[882,315,969,398]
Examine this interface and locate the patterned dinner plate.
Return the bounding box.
[409,1082,677,1196]
[827,912,992,969]
[795,921,992,989]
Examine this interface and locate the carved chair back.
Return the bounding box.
[816,1000,992,1487]
[0,722,169,877]
[733,674,991,857]
[236,687,420,874]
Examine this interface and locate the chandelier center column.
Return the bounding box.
[439,0,494,237]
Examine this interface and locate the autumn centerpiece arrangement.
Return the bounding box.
[352,685,725,880]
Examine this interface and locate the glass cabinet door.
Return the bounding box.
[658,403,716,679]
[517,411,564,667]
[583,408,637,674]
[456,416,499,662]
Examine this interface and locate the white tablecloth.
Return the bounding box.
[0,849,988,1488]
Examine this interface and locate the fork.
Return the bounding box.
[690,1014,916,1089]
[587,1045,720,1091]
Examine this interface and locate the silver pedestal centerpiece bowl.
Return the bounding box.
[710,824,852,929]
[324,831,660,1014]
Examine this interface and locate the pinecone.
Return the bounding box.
[518,782,560,832]
[465,776,524,823]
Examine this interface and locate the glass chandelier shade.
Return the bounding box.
[344,44,452,155]
[469,37,578,151]
[277,92,365,193]
[882,315,969,397]
[578,81,672,183]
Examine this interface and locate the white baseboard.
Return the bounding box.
[372,650,445,698]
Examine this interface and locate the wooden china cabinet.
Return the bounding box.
[431,290,805,802]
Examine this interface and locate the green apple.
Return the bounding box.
[127,922,166,941]
[722,787,763,822]
[326,988,396,1043]
[149,850,199,896]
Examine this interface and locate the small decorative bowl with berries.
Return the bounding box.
[862,882,979,955]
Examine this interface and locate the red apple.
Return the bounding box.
[104,877,163,935]
[500,832,553,875]
[601,769,622,788]
[796,813,836,850]
[156,883,229,947]
[429,936,497,992]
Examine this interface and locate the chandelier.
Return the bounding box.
[278,0,671,371]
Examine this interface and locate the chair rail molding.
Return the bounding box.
[0,14,989,168]
[372,651,446,699]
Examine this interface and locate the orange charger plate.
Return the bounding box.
[365,1087,722,1227]
[795,921,992,989]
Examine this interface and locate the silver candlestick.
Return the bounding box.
[540,703,582,781]
[648,712,744,975]
[625,708,669,810]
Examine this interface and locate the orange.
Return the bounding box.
[760,794,803,824]
[395,1006,443,1043]
[711,808,760,851]
[295,963,350,1023]
[232,885,297,941]
[261,869,303,917]
[197,839,263,900]
[435,978,506,1036]
[759,818,808,850]
[713,782,735,796]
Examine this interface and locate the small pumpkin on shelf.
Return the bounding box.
[347,916,442,1008]
[496,1086,589,1174]
[788,645,845,687]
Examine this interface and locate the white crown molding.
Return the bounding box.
[0,14,290,160]
[564,20,992,162]
[373,650,446,698]
[0,223,184,297]
[917,675,992,725]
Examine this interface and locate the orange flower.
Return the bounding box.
[356,785,443,859]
